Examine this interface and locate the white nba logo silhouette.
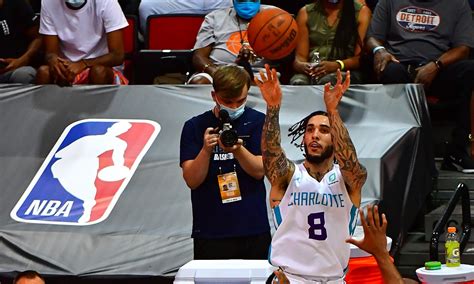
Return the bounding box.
[50,121,132,223]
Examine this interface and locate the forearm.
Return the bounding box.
[262,105,293,185]
[437,46,470,67]
[328,110,367,192]
[82,51,124,68]
[339,56,360,71]
[365,37,385,54]
[19,37,42,64]
[233,147,264,180]
[374,252,404,284]
[192,47,217,75]
[182,149,212,190]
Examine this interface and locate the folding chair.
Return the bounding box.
[145,14,205,50]
[140,14,205,84]
[123,15,138,83]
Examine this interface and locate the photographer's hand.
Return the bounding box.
[182,127,219,190]
[218,138,243,153]
[203,127,219,154]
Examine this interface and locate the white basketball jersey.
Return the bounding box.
[269,163,358,280]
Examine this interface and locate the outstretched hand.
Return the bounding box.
[254,64,282,107]
[323,69,350,113]
[346,204,389,258]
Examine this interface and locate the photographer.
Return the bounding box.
[180,65,271,260]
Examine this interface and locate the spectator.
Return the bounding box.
[189,0,274,84]
[13,270,45,284]
[180,65,271,259]
[290,0,371,85]
[138,0,232,34]
[257,66,367,282]
[35,0,129,86]
[0,0,41,84]
[366,0,474,173]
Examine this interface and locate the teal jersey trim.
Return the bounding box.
[348,205,358,236]
[273,205,283,227]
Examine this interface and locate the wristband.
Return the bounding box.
[433,59,443,70]
[336,60,345,71]
[372,46,385,54]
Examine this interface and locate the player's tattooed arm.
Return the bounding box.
[262,105,295,189]
[329,111,367,196]
[255,64,295,196]
[324,70,367,206]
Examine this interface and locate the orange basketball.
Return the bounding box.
[247,8,298,60]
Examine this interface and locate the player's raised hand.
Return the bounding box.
[254,64,282,107]
[323,69,350,113]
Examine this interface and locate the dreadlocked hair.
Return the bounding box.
[288,111,328,150]
[329,0,361,60]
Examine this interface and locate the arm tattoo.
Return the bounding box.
[328,112,367,193]
[262,105,294,186]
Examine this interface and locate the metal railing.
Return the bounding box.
[429,183,471,261]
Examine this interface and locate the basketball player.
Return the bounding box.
[255,64,367,283]
[272,205,409,284]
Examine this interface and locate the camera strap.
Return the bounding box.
[217,165,242,204]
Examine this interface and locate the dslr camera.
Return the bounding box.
[219,109,238,147]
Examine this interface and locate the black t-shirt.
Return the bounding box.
[0,0,37,58]
[368,0,474,63]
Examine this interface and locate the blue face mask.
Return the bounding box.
[65,0,87,10]
[233,0,261,20]
[327,0,340,3]
[217,98,247,120]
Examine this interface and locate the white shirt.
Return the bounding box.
[39,0,128,62]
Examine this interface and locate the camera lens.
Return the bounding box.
[220,129,238,147]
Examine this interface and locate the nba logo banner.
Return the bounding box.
[11,119,160,225]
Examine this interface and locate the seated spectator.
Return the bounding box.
[35,0,129,86]
[290,0,371,85]
[189,0,274,84]
[13,270,45,284]
[366,0,474,173]
[138,0,232,34]
[0,0,41,84]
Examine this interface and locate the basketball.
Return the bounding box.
[247,8,298,60]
